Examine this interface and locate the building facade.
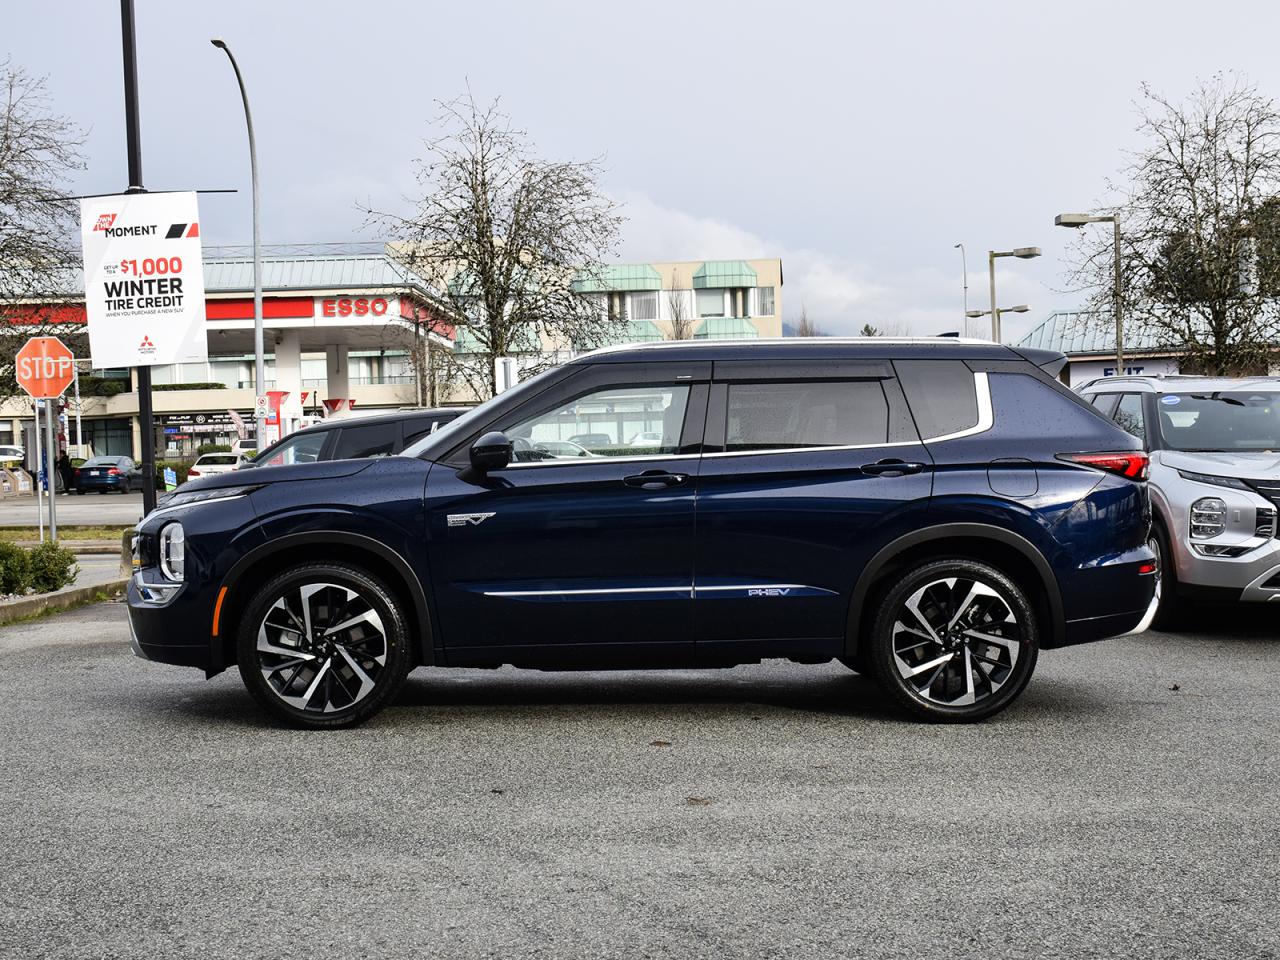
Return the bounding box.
[2,251,783,459]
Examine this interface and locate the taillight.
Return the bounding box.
[107,468,120,476]
[188,468,201,477]
[1057,451,1149,480]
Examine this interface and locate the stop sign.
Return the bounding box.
[15,337,76,399]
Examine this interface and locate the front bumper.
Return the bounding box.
[126,573,217,670]
[1172,538,1280,602]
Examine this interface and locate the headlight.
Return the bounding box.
[1190,497,1226,539]
[1177,470,1250,490]
[161,484,259,509]
[159,523,185,581]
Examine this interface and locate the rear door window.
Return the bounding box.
[331,422,399,459]
[262,431,329,467]
[725,380,889,451]
[1113,393,1147,442]
[894,360,979,439]
[1089,393,1121,417]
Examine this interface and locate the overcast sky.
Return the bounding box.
[9,0,1280,341]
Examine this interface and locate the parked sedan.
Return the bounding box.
[75,455,143,494]
[186,453,248,479]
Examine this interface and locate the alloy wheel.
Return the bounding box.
[891,576,1023,708]
[255,582,389,714]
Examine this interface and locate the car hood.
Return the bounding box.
[180,458,376,491]
[1157,450,1280,479]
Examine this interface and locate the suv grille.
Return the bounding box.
[1246,481,1280,538]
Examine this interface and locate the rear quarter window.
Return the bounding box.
[894,360,979,439]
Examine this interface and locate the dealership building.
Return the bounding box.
[1,249,783,459]
[1016,310,1280,387]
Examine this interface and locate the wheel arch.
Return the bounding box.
[845,523,1065,658]
[212,531,434,671]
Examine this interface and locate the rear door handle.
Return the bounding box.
[623,471,688,490]
[860,459,925,477]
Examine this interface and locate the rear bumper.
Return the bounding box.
[1048,545,1157,648]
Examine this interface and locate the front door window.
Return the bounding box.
[506,384,691,459]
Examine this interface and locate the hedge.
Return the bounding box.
[0,540,78,596]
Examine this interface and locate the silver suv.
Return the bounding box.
[1078,375,1280,622]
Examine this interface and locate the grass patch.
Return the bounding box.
[0,526,130,543]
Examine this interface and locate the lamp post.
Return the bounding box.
[953,243,969,330]
[1056,212,1123,373]
[987,247,1041,342]
[967,304,1030,329]
[211,37,265,450]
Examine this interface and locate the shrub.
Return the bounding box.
[195,443,232,457]
[153,382,227,391]
[28,541,78,594]
[156,460,190,488]
[0,542,33,595]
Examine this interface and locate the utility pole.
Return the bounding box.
[119,0,158,514]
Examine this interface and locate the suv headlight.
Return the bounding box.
[161,484,259,510]
[1190,497,1226,539]
[159,523,185,581]
[1177,470,1250,490]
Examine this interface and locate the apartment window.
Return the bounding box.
[725,380,889,451]
[755,286,775,316]
[629,291,659,321]
[697,289,726,318]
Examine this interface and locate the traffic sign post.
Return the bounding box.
[15,336,76,542]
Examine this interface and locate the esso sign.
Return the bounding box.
[321,296,389,319]
[15,337,76,399]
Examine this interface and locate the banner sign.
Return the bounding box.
[80,192,209,368]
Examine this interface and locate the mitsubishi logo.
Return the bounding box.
[447,512,495,528]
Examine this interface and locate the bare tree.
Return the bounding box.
[666,267,694,340]
[793,303,822,337]
[0,61,85,398]
[1069,75,1280,374]
[371,94,623,400]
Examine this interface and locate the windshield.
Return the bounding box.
[398,367,562,459]
[1156,392,1280,452]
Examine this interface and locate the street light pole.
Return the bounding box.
[1055,213,1123,373]
[953,243,969,332]
[211,38,265,451]
[119,0,158,516]
[987,247,1042,343]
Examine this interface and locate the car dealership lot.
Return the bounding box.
[2,603,1278,960]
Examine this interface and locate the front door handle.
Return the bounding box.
[623,471,688,490]
[860,459,926,477]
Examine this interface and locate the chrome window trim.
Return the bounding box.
[496,372,992,467]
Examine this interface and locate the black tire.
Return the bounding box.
[236,562,413,729]
[121,481,131,494]
[1148,522,1188,631]
[865,559,1039,722]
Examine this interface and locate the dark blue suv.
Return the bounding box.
[127,339,1157,727]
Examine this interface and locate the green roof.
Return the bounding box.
[695,317,759,340]
[1016,310,1176,355]
[571,263,664,294]
[453,323,542,354]
[692,260,757,289]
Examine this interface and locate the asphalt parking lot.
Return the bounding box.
[1,601,1277,960]
[0,491,145,527]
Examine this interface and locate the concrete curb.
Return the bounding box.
[0,577,130,626]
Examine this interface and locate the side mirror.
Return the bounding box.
[470,431,512,471]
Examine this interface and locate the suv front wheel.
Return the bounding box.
[866,559,1039,722]
[237,562,412,728]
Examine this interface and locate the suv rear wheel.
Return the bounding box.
[866,559,1039,722]
[236,562,412,728]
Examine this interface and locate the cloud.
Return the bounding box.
[614,191,1053,341]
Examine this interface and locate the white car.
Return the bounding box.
[0,445,24,464]
[627,431,664,447]
[186,452,248,479]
